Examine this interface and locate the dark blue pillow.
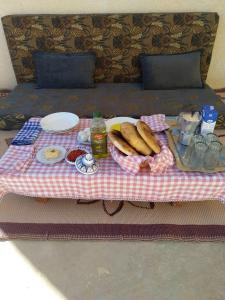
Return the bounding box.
[140,51,203,90]
[33,52,96,88]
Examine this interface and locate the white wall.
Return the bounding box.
[0,0,225,89]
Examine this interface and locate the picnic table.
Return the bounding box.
[0,118,225,204]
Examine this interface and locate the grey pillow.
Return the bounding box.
[33,52,96,89]
[140,51,203,90]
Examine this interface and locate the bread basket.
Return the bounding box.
[109,115,174,174]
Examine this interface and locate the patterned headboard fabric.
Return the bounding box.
[2,13,219,83]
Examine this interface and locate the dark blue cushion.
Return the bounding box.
[140,51,203,90]
[33,52,96,88]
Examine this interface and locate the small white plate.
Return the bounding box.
[105,117,138,132]
[40,112,79,132]
[36,145,66,165]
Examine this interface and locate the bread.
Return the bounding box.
[120,122,152,156]
[108,130,138,156]
[136,121,160,154]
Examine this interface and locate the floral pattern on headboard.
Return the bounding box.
[1,13,219,83]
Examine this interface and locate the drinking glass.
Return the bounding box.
[205,133,219,145]
[182,135,204,163]
[190,134,205,145]
[190,142,208,170]
[182,143,194,165]
[204,141,223,170]
[183,141,208,170]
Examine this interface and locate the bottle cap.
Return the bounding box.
[93,112,102,118]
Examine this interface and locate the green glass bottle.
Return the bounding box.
[90,112,108,159]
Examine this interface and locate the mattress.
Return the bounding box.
[0,83,224,130]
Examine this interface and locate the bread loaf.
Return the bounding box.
[108,130,138,156]
[136,121,160,154]
[120,122,152,156]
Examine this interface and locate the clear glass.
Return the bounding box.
[190,134,205,145]
[182,133,224,170]
[177,112,201,133]
[182,134,205,164]
[205,133,219,145]
[204,141,223,170]
[182,143,195,165]
[183,141,208,169]
[189,142,208,170]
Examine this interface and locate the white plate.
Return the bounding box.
[40,112,79,132]
[44,126,77,134]
[105,117,138,132]
[36,145,66,165]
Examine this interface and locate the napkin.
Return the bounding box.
[110,139,174,175]
[11,118,41,146]
[140,114,169,132]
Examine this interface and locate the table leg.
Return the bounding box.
[102,200,124,216]
[150,202,155,209]
[36,197,49,203]
[170,201,182,207]
[128,201,155,209]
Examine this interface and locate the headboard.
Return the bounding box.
[2,13,219,83]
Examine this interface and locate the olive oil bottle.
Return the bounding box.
[91,112,108,159]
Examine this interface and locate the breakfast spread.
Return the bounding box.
[77,127,91,144]
[136,121,161,154]
[167,106,225,172]
[181,112,200,123]
[66,149,87,165]
[201,105,218,135]
[3,115,225,208]
[40,112,80,133]
[120,122,152,156]
[36,145,67,165]
[75,153,99,174]
[177,112,201,145]
[108,130,138,156]
[33,111,223,174]
[105,117,138,132]
[109,121,161,157]
[90,112,108,159]
[110,123,121,131]
[44,148,61,160]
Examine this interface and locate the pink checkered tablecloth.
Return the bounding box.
[0,117,225,203]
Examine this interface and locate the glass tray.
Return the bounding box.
[166,127,225,173]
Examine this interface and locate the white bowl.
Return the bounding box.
[105,117,138,132]
[65,149,87,165]
[40,112,80,133]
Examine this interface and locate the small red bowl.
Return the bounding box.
[65,149,87,165]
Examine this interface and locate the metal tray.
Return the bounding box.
[166,127,225,173]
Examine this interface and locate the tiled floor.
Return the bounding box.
[0,240,225,300]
